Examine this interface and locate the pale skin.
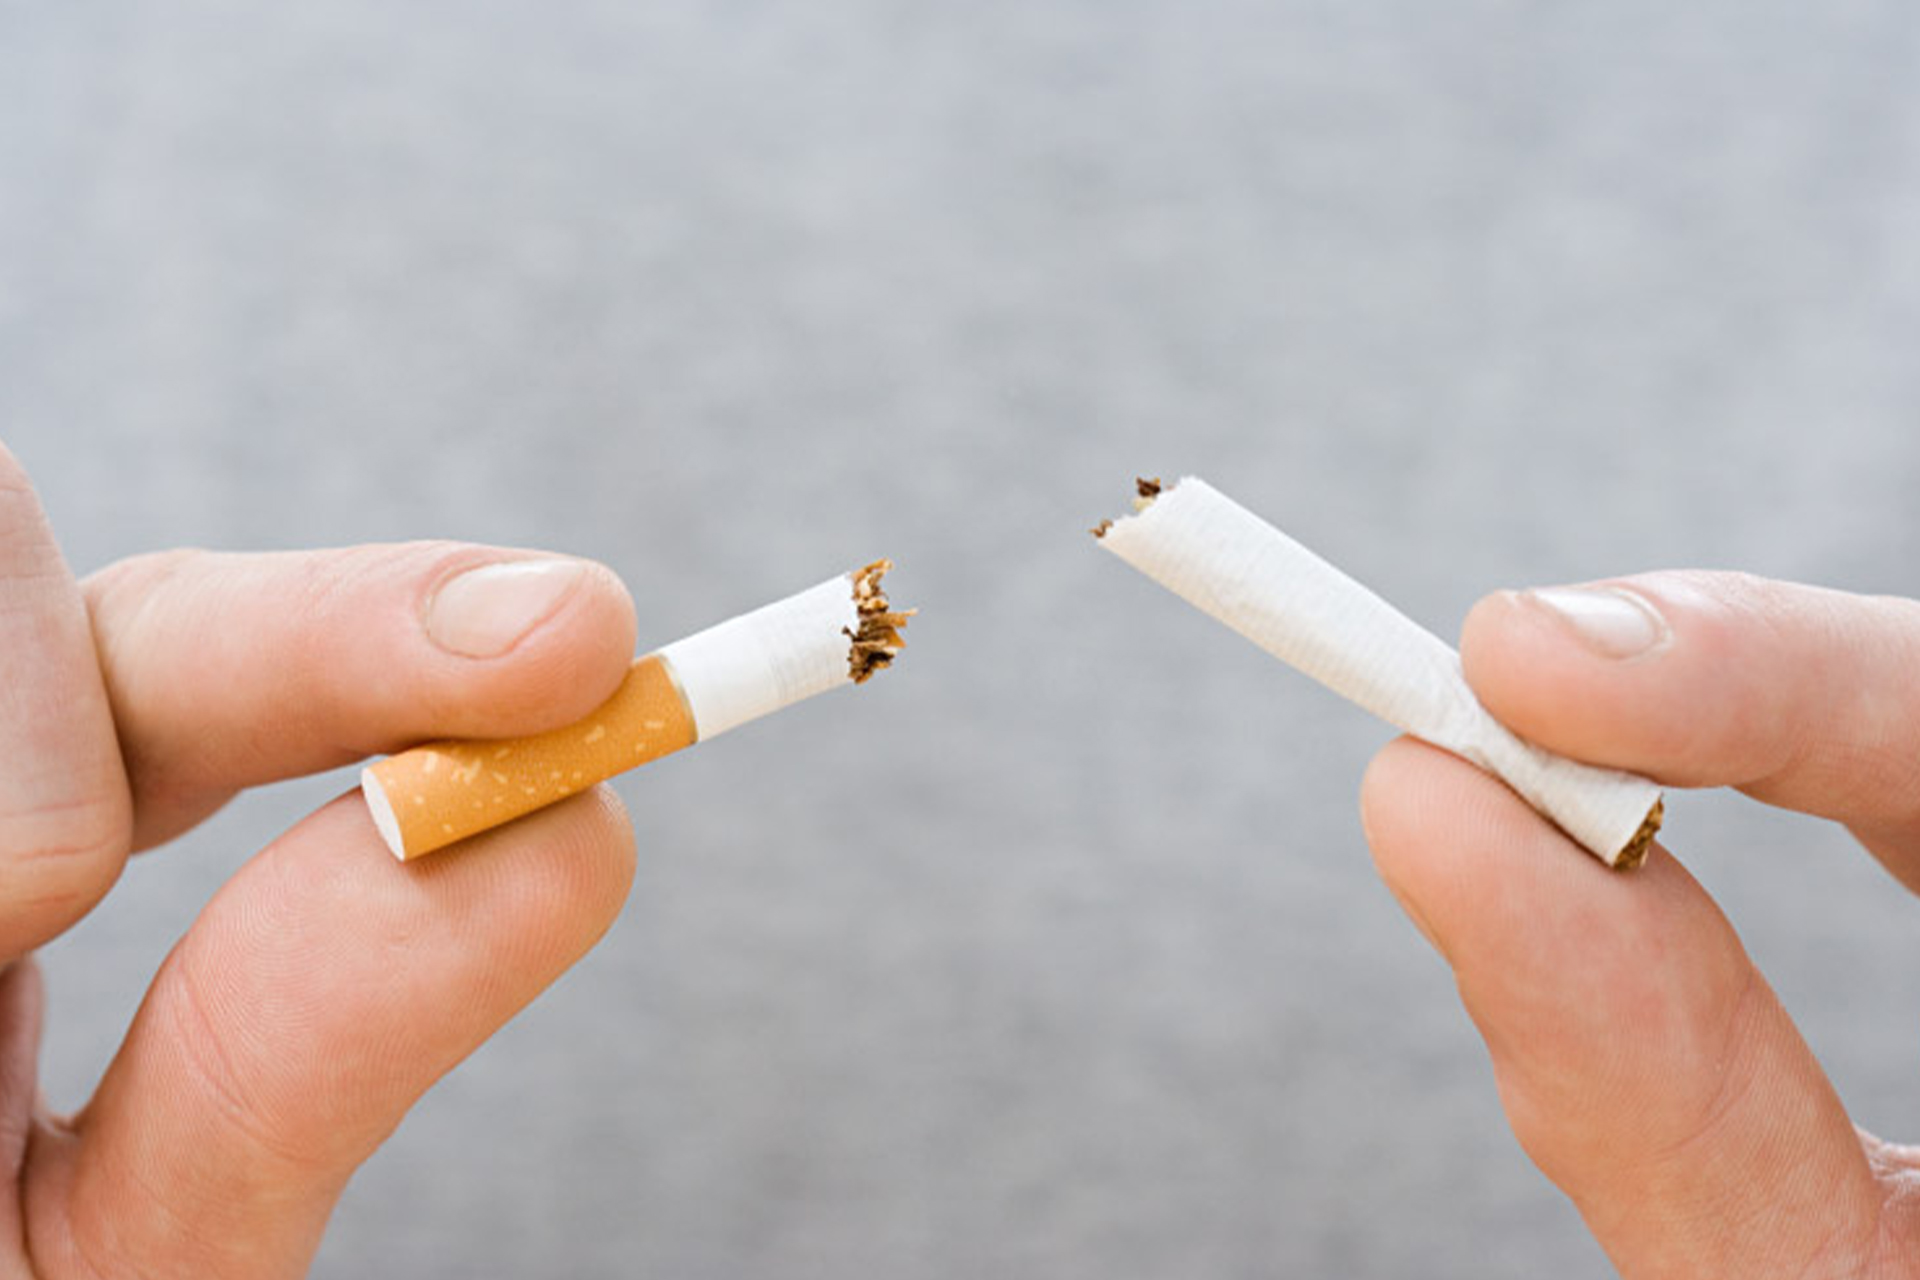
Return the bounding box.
[0,443,640,1278]
[1362,572,1920,1279]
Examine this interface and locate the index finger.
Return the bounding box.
[84,543,638,851]
[1461,571,1920,886]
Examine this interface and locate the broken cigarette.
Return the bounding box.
[1095,477,1662,868]
[362,561,911,861]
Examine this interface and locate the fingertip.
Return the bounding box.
[1359,738,1454,956]
[1360,736,1674,1028]
[415,784,638,965]
[1459,587,1561,754]
[1460,575,1730,782]
[1464,572,1868,801]
[558,785,639,946]
[1361,736,1594,927]
[1456,587,1520,680]
[412,550,640,730]
[1358,736,1436,894]
[1458,585,1577,735]
[1361,738,1571,980]
[1360,735,1456,852]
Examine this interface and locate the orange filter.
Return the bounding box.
[363,654,697,861]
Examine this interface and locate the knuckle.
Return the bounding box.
[0,789,130,894]
[82,548,209,634]
[82,549,214,700]
[0,480,68,584]
[306,540,469,614]
[0,800,131,955]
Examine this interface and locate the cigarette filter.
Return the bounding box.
[1095,478,1662,868]
[363,561,911,861]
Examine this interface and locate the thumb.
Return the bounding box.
[28,786,635,1280]
[1361,739,1882,1279]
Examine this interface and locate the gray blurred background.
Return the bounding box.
[6,2,1920,1276]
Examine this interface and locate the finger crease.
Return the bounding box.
[156,960,342,1189]
[1638,963,1771,1181]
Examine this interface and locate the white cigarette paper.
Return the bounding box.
[656,575,864,740]
[1097,477,1663,868]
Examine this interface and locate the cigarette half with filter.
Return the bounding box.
[362,560,913,861]
[1094,477,1663,869]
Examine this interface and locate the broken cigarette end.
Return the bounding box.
[1610,798,1664,871]
[847,559,914,684]
[1092,477,1168,539]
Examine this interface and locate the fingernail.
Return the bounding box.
[424,559,590,658]
[1521,584,1671,661]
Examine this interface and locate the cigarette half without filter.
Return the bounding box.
[1095,477,1663,869]
[362,561,912,861]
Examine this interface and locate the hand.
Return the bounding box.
[0,444,641,1278]
[1362,571,1920,1279]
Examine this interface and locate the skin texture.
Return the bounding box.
[1362,572,1920,1280]
[0,443,640,1278]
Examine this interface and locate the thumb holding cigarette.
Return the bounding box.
[1362,569,1920,1277]
[1459,571,1920,890]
